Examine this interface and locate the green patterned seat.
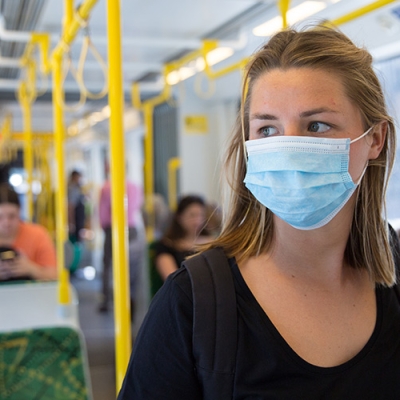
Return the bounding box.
[0,326,91,400]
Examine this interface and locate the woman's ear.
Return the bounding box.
[368,121,387,160]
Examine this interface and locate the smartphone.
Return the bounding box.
[0,246,18,263]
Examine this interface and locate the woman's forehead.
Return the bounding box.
[249,68,354,115]
[0,203,20,212]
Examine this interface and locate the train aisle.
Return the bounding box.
[71,273,116,400]
[70,241,149,400]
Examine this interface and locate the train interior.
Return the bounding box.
[0,0,400,399]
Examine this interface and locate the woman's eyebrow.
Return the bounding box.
[299,107,339,117]
[250,108,339,121]
[250,113,277,121]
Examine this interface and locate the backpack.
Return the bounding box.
[184,226,400,399]
[184,247,236,399]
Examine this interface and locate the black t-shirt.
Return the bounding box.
[118,258,400,399]
[153,240,194,268]
[149,240,195,298]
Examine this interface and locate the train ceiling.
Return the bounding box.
[0,0,399,133]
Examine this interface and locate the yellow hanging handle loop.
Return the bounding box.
[59,51,87,111]
[278,0,291,29]
[17,60,37,105]
[58,26,108,111]
[76,34,108,100]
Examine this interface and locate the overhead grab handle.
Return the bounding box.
[278,0,292,29]
[76,28,108,100]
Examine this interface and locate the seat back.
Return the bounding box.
[0,281,92,399]
[0,326,91,400]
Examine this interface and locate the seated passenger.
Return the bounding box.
[154,195,210,281]
[141,193,170,240]
[0,184,57,281]
[204,201,223,238]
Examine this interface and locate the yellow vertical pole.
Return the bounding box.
[168,157,181,211]
[52,52,71,306]
[64,0,74,29]
[278,0,291,29]
[143,103,155,241]
[106,0,131,391]
[20,86,33,221]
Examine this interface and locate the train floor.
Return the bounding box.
[71,244,150,400]
[72,275,116,400]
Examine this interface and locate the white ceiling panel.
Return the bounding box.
[0,0,399,133]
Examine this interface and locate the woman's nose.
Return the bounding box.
[283,124,302,137]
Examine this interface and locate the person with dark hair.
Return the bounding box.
[204,201,223,237]
[153,194,210,281]
[0,184,57,281]
[67,170,86,242]
[98,174,144,313]
[119,26,400,399]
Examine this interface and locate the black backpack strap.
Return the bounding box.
[184,247,237,399]
[388,223,400,301]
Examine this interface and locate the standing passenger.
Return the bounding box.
[98,172,144,313]
[67,170,86,242]
[118,26,400,399]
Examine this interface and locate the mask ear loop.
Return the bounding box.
[354,163,369,185]
[350,126,374,144]
[351,126,375,184]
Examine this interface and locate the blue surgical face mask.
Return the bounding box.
[243,128,372,230]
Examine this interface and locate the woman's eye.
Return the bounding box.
[308,122,331,133]
[259,126,279,137]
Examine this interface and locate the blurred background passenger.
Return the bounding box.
[141,193,170,240]
[98,171,144,313]
[152,195,210,287]
[204,201,223,238]
[67,170,86,243]
[0,184,57,281]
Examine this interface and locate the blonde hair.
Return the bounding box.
[205,26,396,286]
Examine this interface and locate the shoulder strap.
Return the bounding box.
[388,223,400,302]
[184,247,237,399]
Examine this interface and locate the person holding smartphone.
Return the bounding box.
[0,184,57,281]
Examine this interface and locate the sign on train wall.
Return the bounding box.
[184,115,209,134]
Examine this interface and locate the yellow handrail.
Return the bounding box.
[18,59,36,221]
[184,0,398,85]
[143,103,156,241]
[278,0,291,29]
[11,132,54,141]
[168,157,181,211]
[106,0,132,392]
[132,71,171,242]
[52,51,71,307]
[64,0,74,30]
[20,90,33,221]
[50,0,99,309]
[330,0,397,26]
[0,113,13,164]
[52,0,98,61]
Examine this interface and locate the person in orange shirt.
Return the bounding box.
[0,184,57,281]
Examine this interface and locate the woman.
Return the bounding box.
[118,26,400,399]
[0,185,57,281]
[150,195,209,295]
